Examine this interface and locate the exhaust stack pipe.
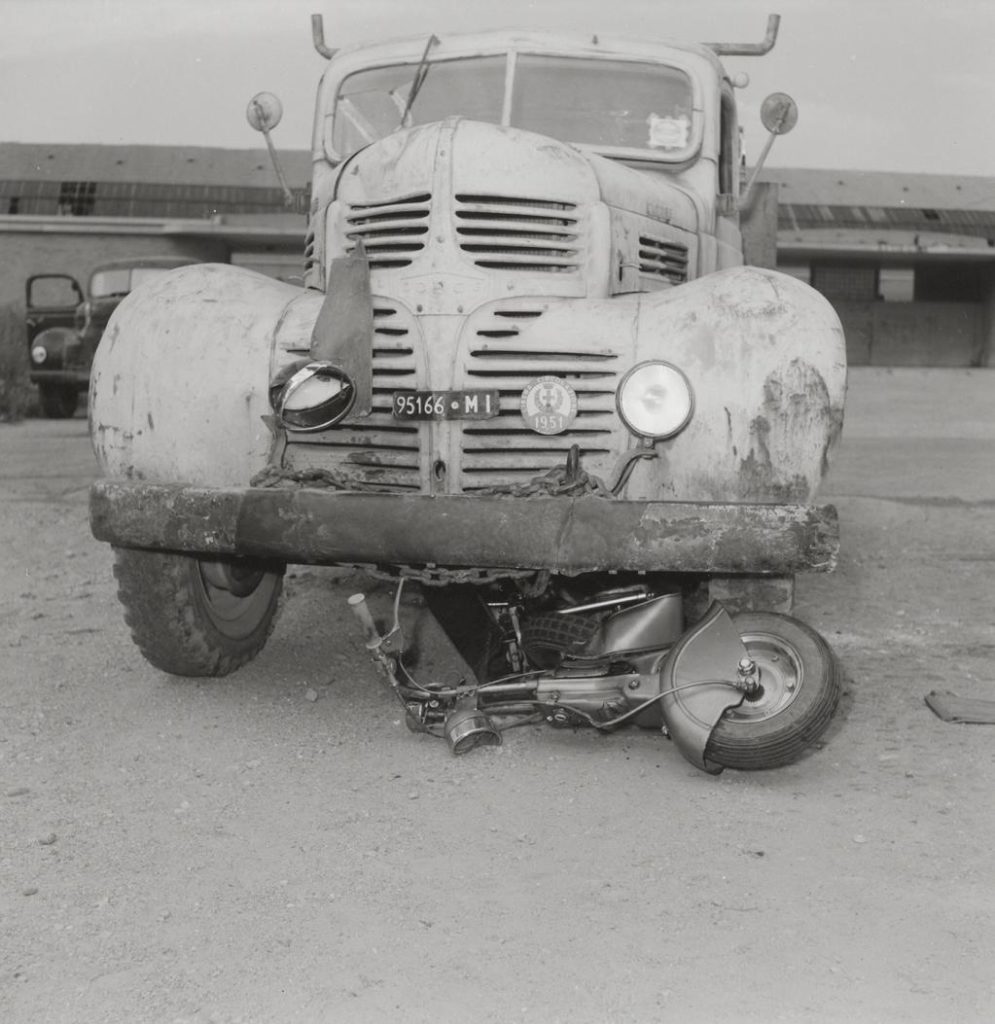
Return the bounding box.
[706,14,780,56]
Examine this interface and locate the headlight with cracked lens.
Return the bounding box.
[274,362,355,432]
[617,361,694,439]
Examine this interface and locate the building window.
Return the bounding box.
[878,267,914,302]
[58,181,97,216]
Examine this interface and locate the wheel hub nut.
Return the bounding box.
[737,656,761,695]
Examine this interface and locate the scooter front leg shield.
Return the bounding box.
[660,602,747,774]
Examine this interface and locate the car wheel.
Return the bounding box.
[113,547,285,677]
[705,612,841,770]
[38,384,79,419]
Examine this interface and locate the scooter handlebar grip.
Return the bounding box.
[347,593,381,645]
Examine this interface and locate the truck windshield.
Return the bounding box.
[333,53,694,160]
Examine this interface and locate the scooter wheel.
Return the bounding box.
[520,614,599,669]
[705,612,841,770]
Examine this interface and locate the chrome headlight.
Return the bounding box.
[31,345,47,365]
[272,361,355,432]
[617,361,693,440]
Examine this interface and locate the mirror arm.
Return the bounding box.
[248,98,296,208]
[739,131,778,211]
[260,126,296,208]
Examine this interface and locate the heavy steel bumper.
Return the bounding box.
[90,480,839,575]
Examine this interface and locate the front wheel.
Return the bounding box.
[113,548,284,677]
[705,612,841,770]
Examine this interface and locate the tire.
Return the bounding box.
[705,612,841,770]
[39,384,79,419]
[113,547,284,677]
[520,613,599,669]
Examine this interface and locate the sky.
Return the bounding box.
[3,0,995,178]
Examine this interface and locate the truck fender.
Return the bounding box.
[631,266,847,502]
[89,264,309,486]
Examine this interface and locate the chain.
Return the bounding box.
[249,464,402,493]
[249,447,608,588]
[342,562,543,588]
[251,452,613,500]
[472,461,614,499]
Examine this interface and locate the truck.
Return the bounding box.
[88,13,848,772]
[26,258,197,418]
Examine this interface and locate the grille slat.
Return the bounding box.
[455,194,582,273]
[345,194,432,269]
[462,436,613,453]
[639,235,689,284]
[458,305,622,488]
[462,447,612,470]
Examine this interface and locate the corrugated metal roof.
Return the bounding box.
[777,202,995,241]
[758,167,995,212]
[0,142,312,189]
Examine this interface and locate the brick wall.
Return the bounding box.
[812,264,877,302]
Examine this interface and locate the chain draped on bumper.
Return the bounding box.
[89,479,839,577]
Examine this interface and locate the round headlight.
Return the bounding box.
[617,361,694,439]
[274,361,355,432]
[31,345,47,365]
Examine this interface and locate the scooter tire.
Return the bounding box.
[705,612,841,770]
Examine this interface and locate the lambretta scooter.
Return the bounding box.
[348,580,841,774]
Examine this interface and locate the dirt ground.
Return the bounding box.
[1,367,993,1024]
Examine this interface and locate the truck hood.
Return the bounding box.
[324,118,697,302]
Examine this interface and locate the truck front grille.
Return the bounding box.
[344,193,432,269]
[639,235,689,285]
[303,226,316,275]
[459,306,618,491]
[284,301,623,494]
[454,194,581,273]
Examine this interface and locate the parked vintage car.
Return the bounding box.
[26,258,197,418]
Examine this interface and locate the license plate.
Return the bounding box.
[392,389,500,420]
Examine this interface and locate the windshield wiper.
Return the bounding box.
[399,34,440,127]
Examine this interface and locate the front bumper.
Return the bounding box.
[30,369,89,388]
[90,480,839,576]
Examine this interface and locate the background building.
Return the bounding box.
[2,142,994,366]
[766,168,995,367]
[0,142,312,302]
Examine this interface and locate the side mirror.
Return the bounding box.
[246,92,284,134]
[245,92,295,207]
[760,92,798,136]
[740,91,799,211]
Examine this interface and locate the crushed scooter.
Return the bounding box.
[348,579,841,774]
